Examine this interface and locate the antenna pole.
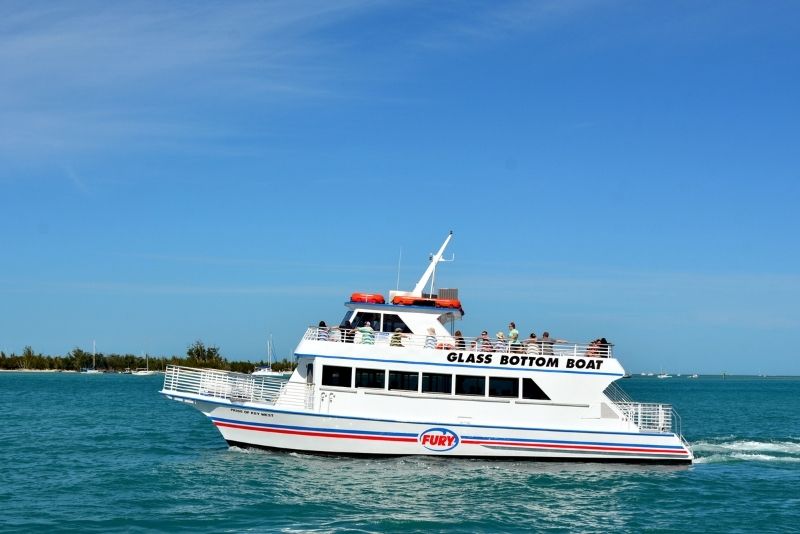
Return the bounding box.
[396,247,402,290]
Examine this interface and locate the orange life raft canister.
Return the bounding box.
[391,296,462,309]
[350,293,386,304]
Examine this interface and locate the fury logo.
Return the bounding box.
[419,427,459,452]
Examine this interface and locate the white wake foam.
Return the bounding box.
[691,439,800,463]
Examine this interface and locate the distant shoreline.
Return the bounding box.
[0,369,81,373]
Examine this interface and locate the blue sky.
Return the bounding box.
[1,1,798,374]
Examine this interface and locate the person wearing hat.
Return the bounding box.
[494,331,507,352]
[477,330,492,351]
[424,327,437,349]
[390,327,404,347]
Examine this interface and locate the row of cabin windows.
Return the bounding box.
[320,365,550,400]
[346,312,413,333]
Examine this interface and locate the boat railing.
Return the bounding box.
[603,383,684,438]
[603,381,635,404]
[302,327,614,358]
[162,365,313,408]
[613,401,683,436]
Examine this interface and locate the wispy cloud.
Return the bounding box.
[0,1,381,160]
[409,0,611,50]
[0,0,611,164]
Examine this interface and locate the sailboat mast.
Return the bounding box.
[268,335,274,367]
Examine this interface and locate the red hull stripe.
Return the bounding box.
[214,421,417,442]
[461,439,689,455]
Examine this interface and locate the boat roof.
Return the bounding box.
[344,301,463,318]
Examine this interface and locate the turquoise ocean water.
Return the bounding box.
[2,373,799,532]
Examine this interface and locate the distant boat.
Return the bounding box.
[252,335,286,376]
[688,374,698,378]
[132,352,155,376]
[81,341,102,374]
[622,373,632,378]
[646,372,654,377]
[657,368,671,379]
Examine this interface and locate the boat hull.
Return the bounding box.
[169,394,693,464]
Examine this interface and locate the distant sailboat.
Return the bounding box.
[132,352,155,376]
[252,335,286,376]
[81,341,102,374]
[657,368,672,379]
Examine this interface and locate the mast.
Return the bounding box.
[411,231,453,297]
[268,335,274,368]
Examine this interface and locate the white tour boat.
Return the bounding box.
[161,233,693,463]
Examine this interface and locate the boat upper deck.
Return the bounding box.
[303,327,614,359]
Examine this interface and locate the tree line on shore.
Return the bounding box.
[0,340,295,373]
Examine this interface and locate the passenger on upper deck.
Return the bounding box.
[357,321,375,345]
[477,330,492,351]
[339,319,354,343]
[454,330,465,350]
[524,332,540,354]
[390,328,404,347]
[317,321,329,341]
[598,337,610,357]
[508,322,522,353]
[424,327,437,349]
[494,331,507,352]
[539,331,567,355]
[329,327,341,342]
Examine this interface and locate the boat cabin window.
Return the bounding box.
[306,363,314,385]
[522,378,550,400]
[355,368,385,389]
[352,312,381,329]
[388,371,418,391]
[381,314,412,333]
[455,375,485,396]
[322,365,352,388]
[489,377,518,398]
[421,372,452,394]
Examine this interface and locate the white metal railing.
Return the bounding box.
[614,401,682,436]
[603,382,683,436]
[604,382,635,404]
[162,365,313,408]
[303,327,614,358]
